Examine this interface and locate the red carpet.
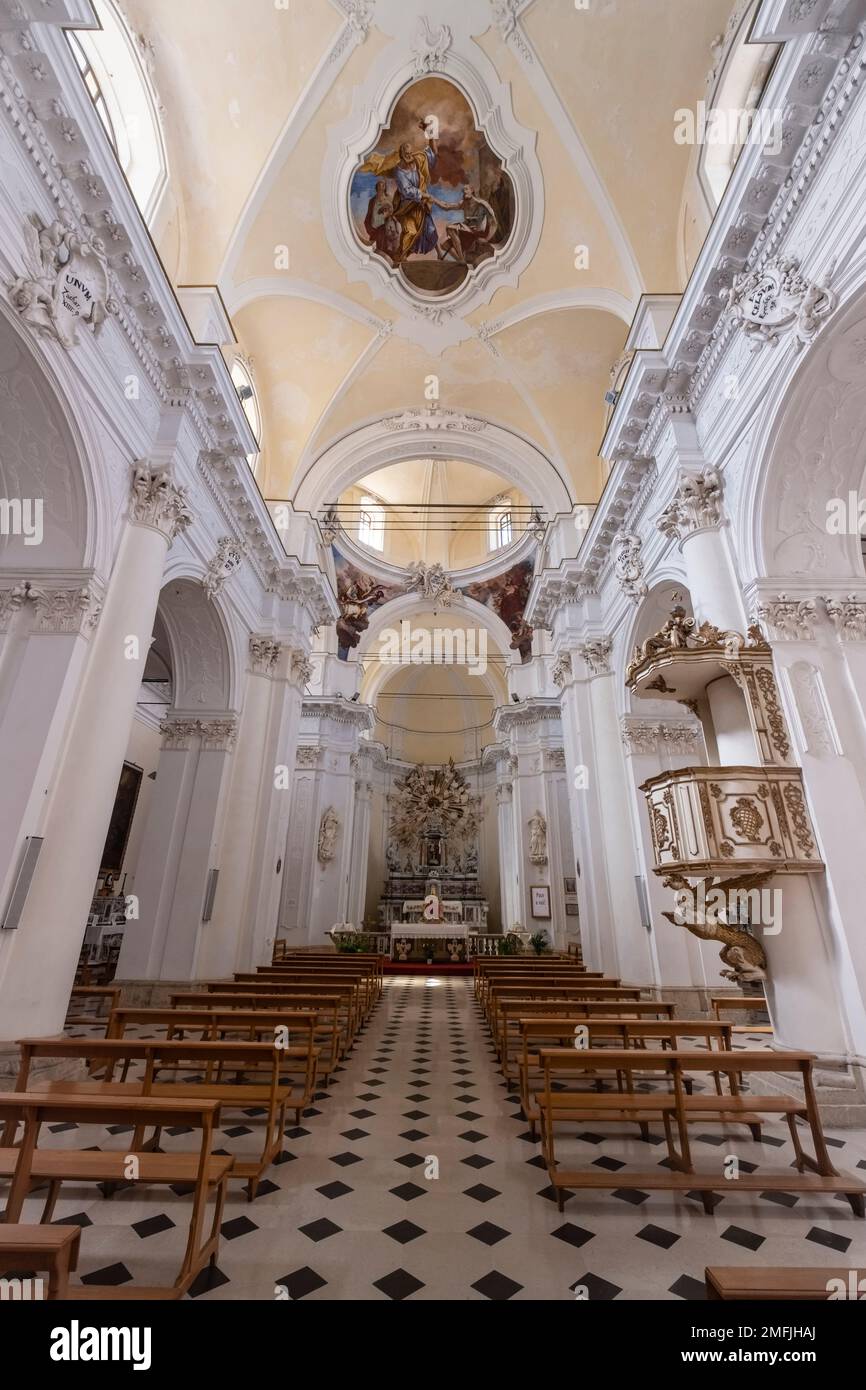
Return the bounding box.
[384,962,473,976]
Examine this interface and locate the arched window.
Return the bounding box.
[230,358,262,473]
[69,0,168,224]
[358,496,385,551]
[699,10,778,210]
[489,496,513,552]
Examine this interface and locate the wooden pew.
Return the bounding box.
[171,988,355,1053]
[536,1049,866,1216]
[244,965,378,1019]
[486,983,642,1039]
[0,1225,81,1299]
[496,998,676,1077]
[711,995,772,1033]
[11,1035,318,1197]
[0,1092,231,1299]
[213,976,366,1037]
[515,1018,734,1138]
[706,1266,866,1300]
[65,985,122,1028]
[108,1004,341,1083]
[267,951,385,998]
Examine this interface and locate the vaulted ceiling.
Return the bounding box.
[116,0,746,511]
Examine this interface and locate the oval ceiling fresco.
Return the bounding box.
[349,75,515,299]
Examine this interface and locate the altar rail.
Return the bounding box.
[274,933,573,961]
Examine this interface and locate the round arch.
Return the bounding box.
[352,589,519,681]
[292,414,574,517]
[0,305,108,573]
[155,568,238,713]
[743,269,866,585]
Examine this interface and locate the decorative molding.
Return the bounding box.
[822,594,866,641]
[382,405,487,434]
[789,661,840,758]
[724,253,837,352]
[296,746,321,768]
[656,468,724,543]
[301,698,376,731]
[551,651,572,689]
[411,16,452,75]
[405,561,460,607]
[204,536,247,601]
[7,211,109,349]
[612,531,648,603]
[578,639,613,678]
[130,466,193,543]
[0,585,28,632]
[621,718,703,756]
[160,717,238,752]
[290,650,314,687]
[754,594,816,641]
[493,698,562,734]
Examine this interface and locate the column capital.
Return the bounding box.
[577,637,613,677]
[160,716,238,752]
[822,594,866,642]
[656,467,724,544]
[130,465,193,543]
[754,594,817,642]
[249,635,284,676]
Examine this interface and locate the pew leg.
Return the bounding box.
[638,1120,650,1143]
[41,1179,62,1224]
[845,1191,865,1218]
[698,1189,714,1215]
[748,1122,762,1143]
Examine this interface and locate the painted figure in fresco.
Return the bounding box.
[438,185,498,266]
[363,179,398,259]
[336,573,386,650]
[487,169,515,245]
[359,121,457,264]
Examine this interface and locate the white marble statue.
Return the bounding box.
[317,806,340,864]
[528,811,548,866]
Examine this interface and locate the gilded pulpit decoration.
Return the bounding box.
[661,872,769,984]
[317,807,340,864]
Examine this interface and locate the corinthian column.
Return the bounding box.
[0,467,191,1040]
[656,465,747,633]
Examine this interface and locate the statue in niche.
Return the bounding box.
[386,841,401,873]
[317,807,340,865]
[528,812,548,866]
[465,844,478,874]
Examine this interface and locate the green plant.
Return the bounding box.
[529,930,549,956]
[498,932,520,956]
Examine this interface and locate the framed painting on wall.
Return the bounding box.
[99,762,143,878]
[530,886,551,920]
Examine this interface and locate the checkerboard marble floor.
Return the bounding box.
[22,976,866,1299]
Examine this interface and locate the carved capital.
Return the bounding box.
[160,716,237,751]
[130,466,193,543]
[249,635,283,676]
[613,532,648,602]
[551,651,573,688]
[296,746,321,768]
[290,650,314,687]
[0,583,30,632]
[656,468,724,543]
[30,584,102,636]
[822,594,866,642]
[754,594,816,641]
[578,638,613,677]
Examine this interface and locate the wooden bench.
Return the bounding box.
[263,953,385,999]
[535,1049,866,1217]
[0,1092,231,1299]
[170,989,353,1055]
[486,983,642,1038]
[244,967,378,1020]
[516,1019,734,1137]
[496,997,676,1074]
[65,985,122,1028]
[204,978,364,1039]
[11,1035,319,1197]
[711,995,772,1034]
[705,1266,866,1300]
[108,1004,340,1082]
[0,1225,81,1299]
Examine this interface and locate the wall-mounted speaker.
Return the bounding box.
[2,837,44,930]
